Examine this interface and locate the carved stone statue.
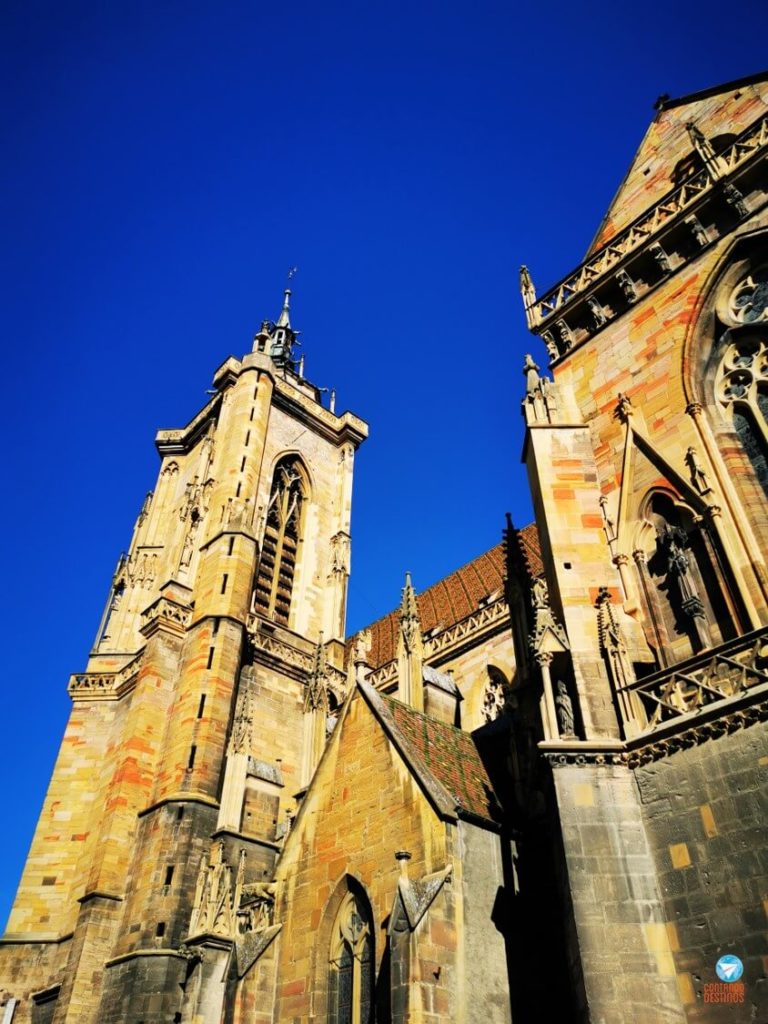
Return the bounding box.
[686,446,712,494]
[586,296,606,329]
[541,331,559,360]
[659,526,705,618]
[523,354,541,395]
[531,576,548,610]
[663,528,690,577]
[555,680,575,737]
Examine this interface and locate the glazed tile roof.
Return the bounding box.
[374,690,503,828]
[515,522,543,579]
[349,527,544,669]
[354,543,508,670]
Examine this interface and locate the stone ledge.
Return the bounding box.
[137,792,220,818]
[0,931,73,945]
[104,947,190,967]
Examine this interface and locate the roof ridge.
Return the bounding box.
[658,69,768,112]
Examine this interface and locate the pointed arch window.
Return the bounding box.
[328,890,374,1024]
[253,457,307,625]
[715,332,768,498]
[636,492,737,664]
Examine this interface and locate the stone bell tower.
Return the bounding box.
[0,288,367,1023]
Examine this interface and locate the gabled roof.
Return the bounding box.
[351,543,507,669]
[586,72,768,256]
[360,682,504,830]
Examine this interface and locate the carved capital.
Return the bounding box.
[681,595,706,620]
[686,401,703,418]
[616,393,633,422]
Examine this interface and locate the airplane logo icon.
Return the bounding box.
[715,955,744,983]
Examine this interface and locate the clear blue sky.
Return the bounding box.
[1,0,766,928]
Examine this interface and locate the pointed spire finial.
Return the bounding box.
[397,572,424,711]
[519,266,538,329]
[402,571,418,617]
[276,288,292,328]
[400,572,421,652]
[276,267,298,328]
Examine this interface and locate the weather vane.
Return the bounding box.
[287,266,298,283]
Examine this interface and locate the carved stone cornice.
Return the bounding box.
[155,393,221,456]
[524,113,768,358]
[272,376,368,449]
[140,597,192,639]
[68,653,143,702]
[540,673,768,769]
[246,617,347,697]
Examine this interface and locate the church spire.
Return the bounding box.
[397,571,424,711]
[267,277,300,370]
[276,287,292,328]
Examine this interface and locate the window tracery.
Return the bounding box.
[715,333,768,497]
[252,457,307,625]
[328,890,374,1024]
[728,267,768,324]
[482,665,512,723]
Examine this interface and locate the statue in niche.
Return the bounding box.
[658,525,705,619]
[685,447,712,494]
[180,523,196,568]
[555,680,575,737]
[531,576,548,609]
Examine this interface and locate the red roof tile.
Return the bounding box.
[353,543,507,670]
[376,692,502,827]
[516,522,543,578]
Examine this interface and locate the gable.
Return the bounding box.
[276,687,449,890]
[587,73,768,256]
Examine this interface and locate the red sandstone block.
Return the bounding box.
[430,918,456,950]
[281,979,306,998]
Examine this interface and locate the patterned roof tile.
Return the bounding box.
[351,542,508,669]
[377,693,502,827]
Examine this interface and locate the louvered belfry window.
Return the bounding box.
[253,457,306,625]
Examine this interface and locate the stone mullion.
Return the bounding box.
[687,401,768,612]
[633,550,670,669]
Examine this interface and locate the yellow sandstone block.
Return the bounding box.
[676,972,696,1004]
[573,783,595,807]
[669,843,690,869]
[699,804,717,838]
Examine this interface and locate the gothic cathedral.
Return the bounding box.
[1,73,767,1024]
